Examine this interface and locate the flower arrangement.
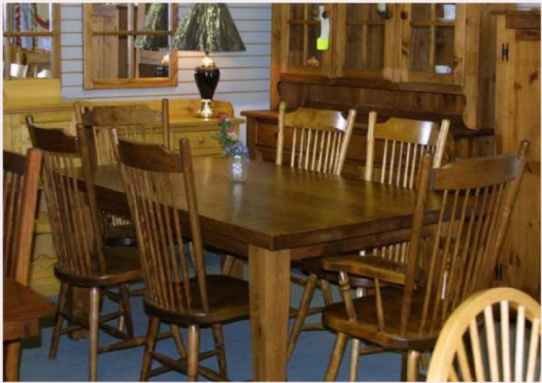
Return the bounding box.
[214,113,249,157]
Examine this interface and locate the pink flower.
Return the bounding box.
[218,113,229,124]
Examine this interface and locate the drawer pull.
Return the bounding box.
[197,136,205,144]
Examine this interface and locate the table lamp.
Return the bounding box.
[170,3,245,118]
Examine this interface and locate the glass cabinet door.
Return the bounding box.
[280,3,332,76]
[336,3,394,80]
[400,3,465,85]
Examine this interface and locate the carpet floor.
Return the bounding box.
[19,253,403,382]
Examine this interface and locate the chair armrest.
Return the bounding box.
[320,254,407,286]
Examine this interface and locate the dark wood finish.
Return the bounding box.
[3,279,54,341]
[271,102,356,361]
[3,149,44,382]
[242,109,495,179]
[3,149,42,284]
[74,99,170,247]
[321,141,530,381]
[75,99,170,168]
[74,154,452,381]
[3,277,55,383]
[426,287,541,381]
[115,137,250,381]
[288,112,450,377]
[25,123,143,381]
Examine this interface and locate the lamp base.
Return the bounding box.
[195,99,215,119]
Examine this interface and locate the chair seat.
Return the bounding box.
[298,257,379,289]
[54,245,142,287]
[144,275,250,326]
[323,288,440,350]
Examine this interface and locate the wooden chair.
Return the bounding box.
[287,112,450,375]
[114,135,251,381]
[426,287,541,382]
[3,149,43,382]
[321,141,530,382]
[73,100,170,247]
[75,100,170,168]
[26,123,144,381]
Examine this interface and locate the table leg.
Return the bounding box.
[248,245,291,381]
[4,340,21,381]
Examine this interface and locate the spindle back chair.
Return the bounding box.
[3,149,42,284]
[322,141,530,381]
[3,148,43,382]
[26,122,142,381]
[426,287,541,382]
[277,101,357,175]
[114,135,250,381]
[75,100,170,169]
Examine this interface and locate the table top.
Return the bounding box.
[4,279,55,341]
[86,157,442,257]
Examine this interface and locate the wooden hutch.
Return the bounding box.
[241,4,540,298]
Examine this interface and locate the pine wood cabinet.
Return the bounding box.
[493,10,540,299]
[272,3,490,129]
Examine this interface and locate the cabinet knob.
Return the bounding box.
[198,136,205,144]
[400,11,408,20]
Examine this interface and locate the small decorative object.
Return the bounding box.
[170,4,246,119]
[215,114,250,182]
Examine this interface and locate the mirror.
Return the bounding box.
[83,3,178,89]
[2,3,60,80]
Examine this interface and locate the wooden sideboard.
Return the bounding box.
[4,79,242,295]
[241,109,495,179]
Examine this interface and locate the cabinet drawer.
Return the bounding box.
[171,130,223,155]
[255,123,279,148]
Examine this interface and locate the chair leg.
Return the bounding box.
[140,316,161,382]
[348,287,366,381]
[287,273,318,361]
[89,287,100,381]
[406,350,420,382]
[211,323,228,378]
[49,281,69,360]
[187,325,200,381]
[320,279,334,305]
[4,341,21,381]
[325,332,349,381]
[170,324,187,359]
[118,283,133,337]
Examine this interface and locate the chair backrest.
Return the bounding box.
[426,287,541,382]
[400,141,529,337]
[26,120,105,278]
[3,149,42,284]
[114,135,209,314]
[75,99,170,169]
[365,112,450,187]
[276,101,357,175]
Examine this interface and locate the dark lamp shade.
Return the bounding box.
[170,3,246,53]
[134,4,169,50]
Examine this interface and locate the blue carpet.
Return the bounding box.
[19,253,402,381]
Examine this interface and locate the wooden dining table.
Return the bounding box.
[81,156,441,381]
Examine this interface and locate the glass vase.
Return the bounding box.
[228,152,249,182]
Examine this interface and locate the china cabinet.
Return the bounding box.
[272,3,492,129]
[493,10,540,299]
